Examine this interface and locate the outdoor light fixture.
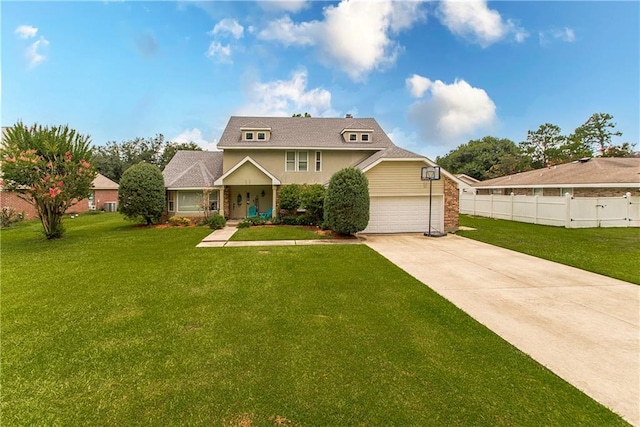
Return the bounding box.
[261,190,265,197]
[420,165,444,237]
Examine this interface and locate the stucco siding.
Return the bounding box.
[365,161,443,196]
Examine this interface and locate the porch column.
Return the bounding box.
[217,186,225,217]
[272,185,277,215]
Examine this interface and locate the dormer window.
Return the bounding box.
[341,128,374,143]
[241,126,271,142]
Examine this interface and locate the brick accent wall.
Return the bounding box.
[0,191,37,219]
[444,176,459,233]
[0,190,90,219]
[573,187,639,197]
[223,186,231,219]
[94,189,118,209]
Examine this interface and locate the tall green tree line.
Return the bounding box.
[437,112,636,180]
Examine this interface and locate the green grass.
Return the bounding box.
[458,215,640,284]
[229,225,331,241]
[1,213,627,426]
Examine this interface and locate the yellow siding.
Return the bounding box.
[225,162,272,185]
[365,161,444,196]
[223,150,373,184]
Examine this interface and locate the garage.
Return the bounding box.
[363,195,444,233]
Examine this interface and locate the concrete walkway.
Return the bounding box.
[363,233,639,426]
[196,226,361,248]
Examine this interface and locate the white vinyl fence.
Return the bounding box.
[460,193,640,228]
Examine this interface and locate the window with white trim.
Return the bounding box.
[245,132,254,140]
[349,133,357,141]
[178,191,201,212]
[298,151,308,172]
[257,132,266,140]
[286,151,296,172]
[361,134,369,142]
[315,151,322,172]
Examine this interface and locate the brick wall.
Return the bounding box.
[1,190,91,219]
[0,191,38,219]
[94,189,118,209]
[444,176,459,233]
[574,187,639,197]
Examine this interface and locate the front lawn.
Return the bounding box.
[229,224,332,241]
[1,213,627,425]
[458,215,640,284]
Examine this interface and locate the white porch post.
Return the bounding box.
[272,185,277,215]
[217,186,225,217]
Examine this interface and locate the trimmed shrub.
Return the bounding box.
[207,214,226,230]
[168,216,191,226]
[118,162,166,225]
[1,207,25,228]
[279,184,302,212]
[324,167,369,235]
[300,184,326,223]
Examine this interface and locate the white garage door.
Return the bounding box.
[363,196,443,233]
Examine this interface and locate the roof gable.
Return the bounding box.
[163,150,223,189]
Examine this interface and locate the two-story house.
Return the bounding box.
[163,116,460,233]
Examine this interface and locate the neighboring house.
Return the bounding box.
[89,173,119,211]
[0,173,118,219]
[456,173,480,195]
[163,116,461,233]
[472,158,640,197]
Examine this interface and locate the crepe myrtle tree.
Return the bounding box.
[324,167,369,235]
[118,162,166,225]
[0,122,95,239]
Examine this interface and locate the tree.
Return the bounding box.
[0,122,95,239]
[324,167,369,235]
[118,162,166,225]
[92,134,198,182]
[300,184,326,224]
[601,142,637,157]
[573,113,623,156]
[292,113,312,117]
[519,123,566,168]
[436,136,528,180]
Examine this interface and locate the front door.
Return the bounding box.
[231,190,250,218]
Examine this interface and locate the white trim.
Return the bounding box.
[167,187,217,191]
[298,150,308,172]
[285,150,296,172]
[240,127,271,131]
[340,128,375,134]
[214,156,281,186]
[216,145,386,151]
[315,151,322,172]
[473,183,640,189]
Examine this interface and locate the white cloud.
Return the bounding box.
[209,18,244,39]
[15,25,38,39]
[257,0,426,81]
[238,70,333,117]
[539,27,576,45]
[259,0,309,13]
[407,75,496,146]
[26,37,49,68]
[205,41,232,63]
[406,74,432,98]
[172,128,218,151]
[437,0,527,47]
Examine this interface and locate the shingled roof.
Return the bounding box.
[217,116,395,149]
[474,158,640,188]
[163,151,223,189]
[92,173,119,189]
[356,145,427,171]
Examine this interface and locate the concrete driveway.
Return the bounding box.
[363,233,639,426]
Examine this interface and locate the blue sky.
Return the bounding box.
[3,1,638,159]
